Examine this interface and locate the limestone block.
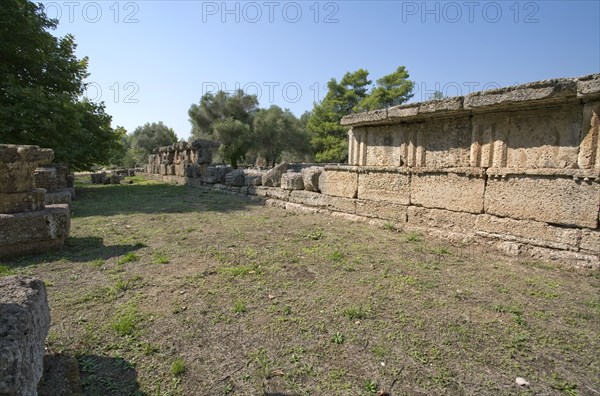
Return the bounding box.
[34,168,58,192]
[577,74,600,101]
[254,186,269,197]
[578,101,600,169]
[175,163,185,177]
[45,190,72,206]
[0,204,71,257]
[265,187,291,201]
[225,170,246,187]
[245,175,262,186]
[288,190,355,213]
[365,124,408,167]
[407,206,477,233]
[357,169,410,204]
[262,163,288,187]
[504,105,581,169]
[284,202,320,214]
[0,189,45,214]
[356,199,408,222]
[464,78,577,110]
[421,116,472,168]
[340,109,387,126]
[411,172,485,213]
[319,168,358,198]
[0,276,50,396]
[289,190,328,207]
[168,165,176,176]
[0,145,53,193]
[484,175,599,228]
[281,172,304,190]
[580,229,600,255]
[474,214,580,251]
[301,167,323,192]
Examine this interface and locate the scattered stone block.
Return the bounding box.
[0,204,71,258]
[0,276,51,396]
[280,172,304,190]
[262,162,288,187]
[301,166,323,192]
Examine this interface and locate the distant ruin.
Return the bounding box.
[142,74,600,267]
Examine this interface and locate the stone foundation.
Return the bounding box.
[140,74,600,268]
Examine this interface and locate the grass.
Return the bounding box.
[4,176,599,395]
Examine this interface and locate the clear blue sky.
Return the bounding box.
[42,0,600,140]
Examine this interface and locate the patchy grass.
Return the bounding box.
[4,176,599,395]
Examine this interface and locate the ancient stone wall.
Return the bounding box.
[144,139,219,179]
[0,145,71,258]
[141,75,600,267]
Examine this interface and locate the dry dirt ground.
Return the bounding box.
[2,176,599,396]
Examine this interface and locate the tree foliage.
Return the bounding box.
[130,122,178,164]
[252,105,310,167]
[0,0,122,170]
[188,90,259,168]
[308,67,414,163]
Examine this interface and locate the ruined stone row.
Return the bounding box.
[0,144,71,258]
[141,74,600,267]
[144,139,220,178]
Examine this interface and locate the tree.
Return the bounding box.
[188,90,258,168]
[130,122,178,164]
[429,90,445,100]
[307,69,371,162]
[359,66,414,110]
[0,0,122,170]
[307,67,414,163]
[252,105,310,167]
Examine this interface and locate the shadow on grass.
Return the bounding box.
[73,182,261,218]
[2,237,145,267]
[38,353,146,396]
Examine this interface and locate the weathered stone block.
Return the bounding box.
[281,172,304,190]
[265,187,291,200]
[356,199,407,222]
[301,166,323,192]
[225,170,246,187]
[578,101,600,170]
[0,145,53,193]
[0,189,46,214]
[411,172,485,213]
[262,163,288,187]
[245,175,262,186]
[407,206,477,233]
[288,190,355,213]
[45,190,72,206]
[34,168,58,192]
[474,214,580,251]
[357,169,410,204]
[484,175,599,228]
[0,276,50,396]
[319,168,358,198]
[0,204,70,257]
[580,229,600,255]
